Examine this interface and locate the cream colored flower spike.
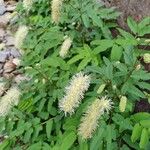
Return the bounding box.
[119,96,127,112]
[143,53,150,64]
[51,0,63,24]
[59,72,90,116]
[0,87,21,117]
[78,97,112,139]
[15,25,28,50]
[59,37,72,58]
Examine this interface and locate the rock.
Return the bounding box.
[3,72,14,79]
[5,35,15,46]
[0,69,3,74]
[0,28,5,39]
[0,63,3,70]
[3,60,16,73]
[6,0,17,5]
[6,5,16,12]
[12,58,21,66]
[0,0,6,15]
[0,13,11,28]
[10,47,21,57]
[0,52,7,62]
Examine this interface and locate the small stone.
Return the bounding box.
[12,58,21,66]
[0,63,3,69]
[0,28,5,38]
[3,72,14,79]
[10,47,21,57]
[6,5,16,12]
[3,60,16,73]
[5,36,15,46]
[0,52,7,62]
[0,12,11,28]
[0,69,3,74]
[6,0,17,5]
[0,0,6,15]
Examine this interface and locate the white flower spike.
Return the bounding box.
[59,72,90,115]
[78,97,112,139]
[59,36,72,58]
[0,87,21,117]
[15,25,28,50]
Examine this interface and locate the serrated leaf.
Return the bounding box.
[27,142,42,150]
[135,82,150,90]
[77,57,91,71]
[139,128,149,149]
[90,126,105,150]
[128,85,145,98]
[131,70,150,80]
[127,17,138,34]
[23,128,33,143]
[117,28,135,39]
[138,17,150,29]
[131,123,142,143]
[131,112,150,123]
[60,132,76,150]
[111,44,123,61]
[46,120,53,139]
[106,125,112,150]
[82,14,90,28]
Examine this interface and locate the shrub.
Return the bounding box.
[0,0,150,149]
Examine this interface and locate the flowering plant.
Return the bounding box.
[0,0,150,149]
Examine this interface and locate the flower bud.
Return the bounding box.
[119,96,127,112]
[143,53,150,64]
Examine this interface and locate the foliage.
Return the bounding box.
[0,0,150,149]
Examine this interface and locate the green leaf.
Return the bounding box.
[77,57,91,71]
[27,142,42,150]
[139,128,149,149]
[131,112,150,123]
[0,140,10,150]
[117,28,134,39]
[135,82,150,90]
[23,128,33,143]
[131,70,150,80]
[140,120,150,128]
[138,25,150,36]
[127,17,138,34]
[60,132,76,150]
[82,14,90,28]
[111,44,123,61]
[46,119,53,139]
[128,85,145,98]
[106,125,112,150]
[138,17,150,29]
[123,134,140,150]
[92,39,114,54]
[131,123,142,143]
[87,8,103,27]
[90,126,105,150]
[68,55,84,65]
[115,39,137,46]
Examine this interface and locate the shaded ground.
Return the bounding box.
[102,0,150,29]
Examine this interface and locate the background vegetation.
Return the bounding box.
[0,0,150,149]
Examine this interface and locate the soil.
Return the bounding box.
[102,0,150,30]
[134,99,150,113]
